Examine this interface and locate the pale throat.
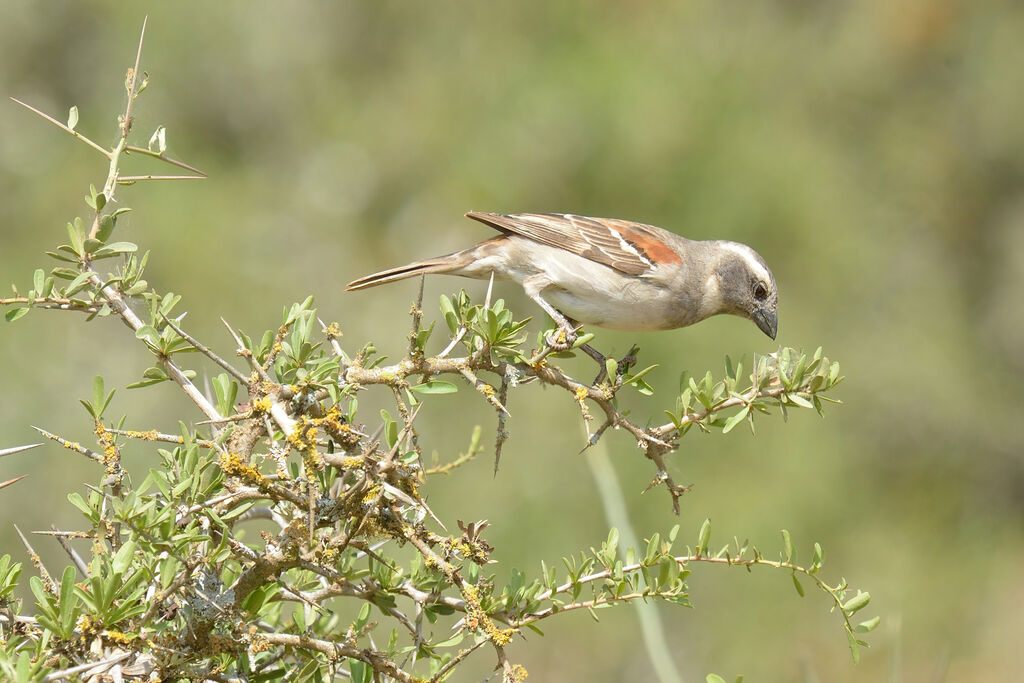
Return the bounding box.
[699,272,725,318]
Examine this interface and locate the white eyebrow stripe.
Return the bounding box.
[720,242,771,283]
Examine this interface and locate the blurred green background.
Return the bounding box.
[2,1,1023,680]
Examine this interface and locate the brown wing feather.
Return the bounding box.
[465,211,679,276]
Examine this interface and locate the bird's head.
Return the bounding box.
[710,242,778,339]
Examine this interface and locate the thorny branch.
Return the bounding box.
[0,18,858,683]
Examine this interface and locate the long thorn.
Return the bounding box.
[117,174,205,182]
[0,443,42,458]
[484,271,494,310]
[50,525,89,576]
[14,524,52,587]
[124,145,207,176]
[9,98,111,157]
[122,16,147,130]
[0,475,27,491]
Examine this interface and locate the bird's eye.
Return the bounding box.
[753,282,768,301]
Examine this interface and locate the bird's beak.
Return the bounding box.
[751,307,777,340]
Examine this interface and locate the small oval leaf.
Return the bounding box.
[409,381,458,395]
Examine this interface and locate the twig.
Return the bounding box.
[160,313,248,383]
[429,638,488,682]
[493,374,511,475]
[42,653,132,682]
[257,633,417,683]
[31,426,103,463]
[0,297,101,313]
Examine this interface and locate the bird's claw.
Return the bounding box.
[544,327,578,351]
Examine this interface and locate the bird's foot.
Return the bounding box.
[544,325,579,351]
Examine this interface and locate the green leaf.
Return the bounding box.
[846,628,861,664]
[855,616,881,633]
[67,492,95,518]
[67,219,85,255]
[58,566,78,637]
[571,332,596,348]
[212,373,238,416]
[92,241,138,259]
[5,307,29,322]
[51,267,80,280]
[148,125,167,154]
[111,540,136,575]
[842,591,871,614]
[96,214,115,242]
[67,105,79,130]
[645,533,661,564]
[722,404,751,434]
[697,519,711,554]
[781,529,793,563]
[787,393,815,409]
[409,381,459,395]
[604,358,617,382]
[135,325,161,347]
[354,602,371,631]
[127,365,169,388]
[623,364,659,386]
[439,294,458,333]
[791,573,805,597]
[45,250,79,263]
[811,542,823,571]
[707,676,727,683]
[92,376,105,415]
[63,271,94,297]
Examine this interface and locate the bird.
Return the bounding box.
[347,212,778,342]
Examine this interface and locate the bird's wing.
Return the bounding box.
[465,212,681,276]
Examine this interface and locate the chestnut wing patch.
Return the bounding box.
[465,212,680,276]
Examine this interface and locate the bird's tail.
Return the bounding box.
[345,251,471,291]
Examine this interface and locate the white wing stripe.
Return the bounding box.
[564,214,654,269]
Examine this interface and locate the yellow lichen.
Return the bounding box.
[252,397,273,413]
[219,452,269,487]
[125,429,162,441]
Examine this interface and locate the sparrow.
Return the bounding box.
[347,212,778,340]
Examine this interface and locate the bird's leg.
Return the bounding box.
[523,274,578,350]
